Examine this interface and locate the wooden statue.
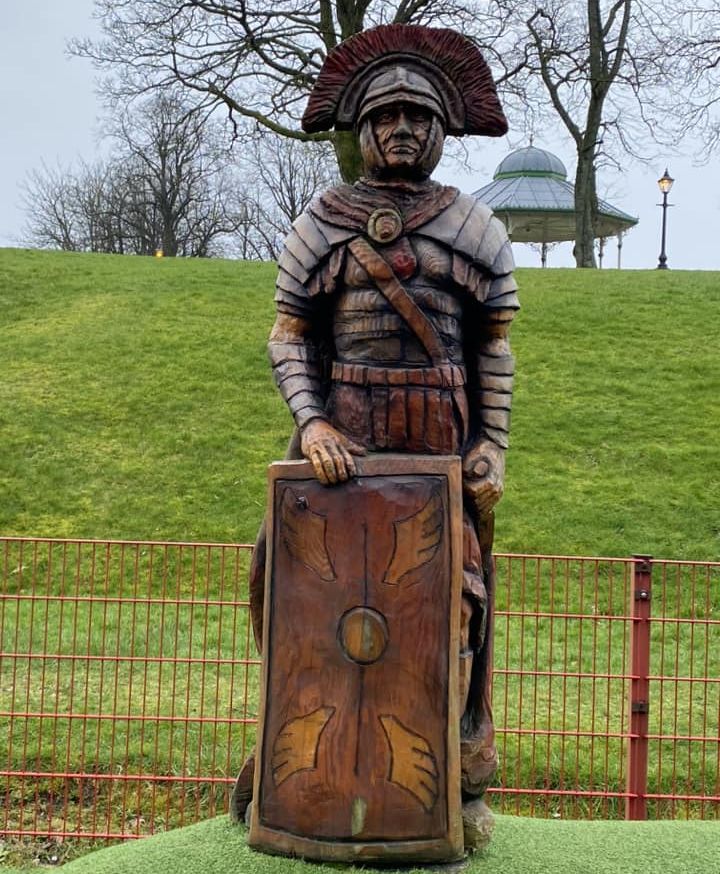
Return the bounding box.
[233,23,518,864]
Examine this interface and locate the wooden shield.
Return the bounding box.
[249,454,463,864]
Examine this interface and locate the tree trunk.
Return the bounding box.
[162,220,178,257]
[332,130,363,183]
[573,141,598,268]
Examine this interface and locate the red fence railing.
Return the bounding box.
[1,537,718,842]
[489,552,720,820]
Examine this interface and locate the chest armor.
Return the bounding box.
[333,236,464,366]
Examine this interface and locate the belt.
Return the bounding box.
[331,361,466,388]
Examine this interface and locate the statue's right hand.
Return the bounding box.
[300,419,366,485]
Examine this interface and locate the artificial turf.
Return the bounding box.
[37,814,720,874]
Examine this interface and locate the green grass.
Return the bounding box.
[0,249,281,544]
[1,249,719,866]
[1,248,719,558]
[11,815,720,874]
[506,268,720,559]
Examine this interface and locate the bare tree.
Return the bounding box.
[231,135,338,260]
[21,162,79,252]
[21,159,121,252]
[70,1,517,182]
[109,95,240,256]
[669,5,720,156]
[22,96,242,257]
[494,0,677,267]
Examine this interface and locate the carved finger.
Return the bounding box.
[466,457,490,479]
[342,436,367,456]
[329,447,349,483]
[472,480,493,497]
[476,490,501,515]
[473,482,494,500]
[310,450,331,486]
[475,493,494,511]
[339,446,357,480]
[320,449,339,485]
[475,501,495,520]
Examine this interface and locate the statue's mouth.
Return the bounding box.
[388,144,418,155]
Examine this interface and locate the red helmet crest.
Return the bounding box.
[302,24,508,138]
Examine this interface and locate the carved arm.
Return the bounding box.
[473,307,516,450]
[462,306,516,517]
[267,313,328,431]
[268,312,365,485]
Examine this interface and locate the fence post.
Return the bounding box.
[626,554,653,820]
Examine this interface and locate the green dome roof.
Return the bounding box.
[494,146,567,181]
[473,144,638,243]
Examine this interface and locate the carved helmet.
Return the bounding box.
[302,24,508,137]
[355,65,445,125]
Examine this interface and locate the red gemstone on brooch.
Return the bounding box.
[390,249,417,279]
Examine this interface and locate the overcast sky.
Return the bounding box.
[1,2,718,270]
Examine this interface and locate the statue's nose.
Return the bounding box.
[393,112,413,135]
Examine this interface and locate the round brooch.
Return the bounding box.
[367,208,403,244]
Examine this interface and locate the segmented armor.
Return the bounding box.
[269,180,518,455]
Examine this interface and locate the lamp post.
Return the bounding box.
[656,168,674,270]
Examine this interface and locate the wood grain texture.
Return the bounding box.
[249,455,463,863]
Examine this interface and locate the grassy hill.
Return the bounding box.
[1,247,718,560]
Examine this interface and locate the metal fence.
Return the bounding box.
[491,553,720,820]
[1,537,718,843]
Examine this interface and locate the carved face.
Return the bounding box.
[370,102,433,172]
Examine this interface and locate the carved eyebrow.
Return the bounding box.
[372,102,432,120]
[401,102,431,114]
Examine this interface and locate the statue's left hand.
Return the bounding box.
[462,439,505,519]
[300,419,367,486]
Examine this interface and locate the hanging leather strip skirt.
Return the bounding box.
[327,361,469,454]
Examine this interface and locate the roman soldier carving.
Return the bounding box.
[235,23,518,857]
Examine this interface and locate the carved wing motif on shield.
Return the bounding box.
[383,489,443,585]
[272,706,336,787]
[280,487,336,581]
[379,715,439,812]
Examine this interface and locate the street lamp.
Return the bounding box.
[656,168,674,270]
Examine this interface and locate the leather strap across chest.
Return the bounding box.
[347,236,448,367]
